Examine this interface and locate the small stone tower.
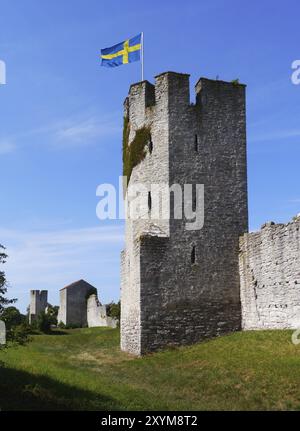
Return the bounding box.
[121,72,248,355]
[29,290,48,324]
[57,279,95,327]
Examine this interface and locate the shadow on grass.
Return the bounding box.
[45,330,69,336]
[0,364,121,411]
[29,329,70,336]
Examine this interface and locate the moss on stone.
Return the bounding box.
[123,117,151,185]
[231,78,240,86]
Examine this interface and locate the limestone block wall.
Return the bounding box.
[57,280,94,327]
[57,288,67,325]
[121,76,170,355]
[29,290,48,324]
[87,294,118,329]
[66,285,90,327]
[239,216,300,329]
[121,72,248,355]
[0,320,6,345]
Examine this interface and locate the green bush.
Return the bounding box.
[106,301,120,322]
[58,321,80,329]
[57,321,66,329]
[6,323,31,345]
[65,324,80,329]
[34,312,52,333]
[46,305,59,326]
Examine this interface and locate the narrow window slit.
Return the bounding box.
[148,191,152,211]
[194,135,198,152]
[192,187,197,212]
[148,136,153,154]
[191,245,196,265]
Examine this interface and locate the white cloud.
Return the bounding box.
[0,225,124,246]
[53,114,119,148]
[0,111,120,153]
[0,224,124,312]
[249,128,300,143]
[0,140,16,155]
[247,78,287,108]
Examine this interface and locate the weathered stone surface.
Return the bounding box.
[29,290,48,324]
[0,320,6,345]
[57,279,94,327]
[57,280,118,329]
[87,294,118,328]
[121,72,248,355]
[240,216,300,329]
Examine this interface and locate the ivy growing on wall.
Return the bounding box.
[123,116,151,185]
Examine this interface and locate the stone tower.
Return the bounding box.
[121,72,248,355]
[29,290,48,324]
[57,279,95,327]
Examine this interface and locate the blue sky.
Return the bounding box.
[0,0,299,312]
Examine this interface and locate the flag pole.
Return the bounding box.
[141,32,144,81]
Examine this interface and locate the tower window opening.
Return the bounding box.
[148,137,153,154]
[191,245,196,265]
[192,188,197,212]
[194,135,198,152]
[148,191,152,211]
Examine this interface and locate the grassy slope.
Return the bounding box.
[0,328,300,411]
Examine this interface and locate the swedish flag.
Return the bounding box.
[101,34,142,68]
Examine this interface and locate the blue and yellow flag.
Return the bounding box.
[101,34,142,68]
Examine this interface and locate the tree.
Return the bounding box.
[0,306,26,329]
[0,245,29,346]
[106,301,120,322]
[35,312,51,333]
[46,305,59,326]
[0,245,16,313]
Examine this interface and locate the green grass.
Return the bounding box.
[0,328,300,410]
